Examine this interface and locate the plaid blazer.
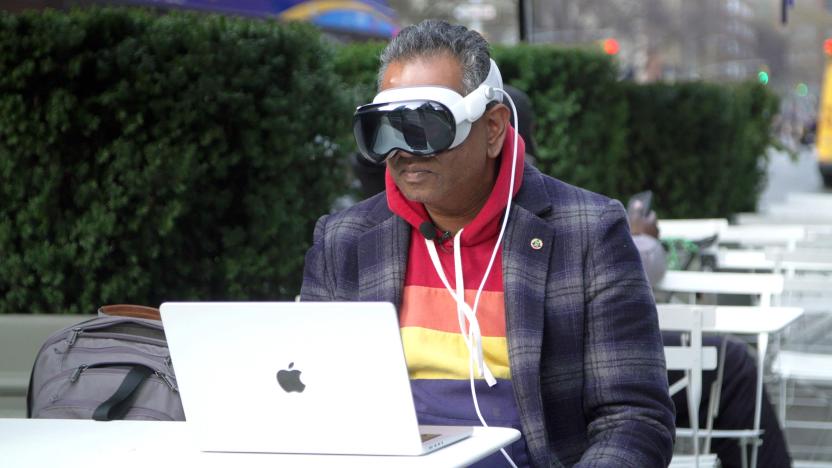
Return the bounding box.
[301,163,675,467]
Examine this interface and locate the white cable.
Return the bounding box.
[471,88,519,329]
[425,235,495,385]
[423,88,521,468]
[472,88,520,468]
[469,350,519,468]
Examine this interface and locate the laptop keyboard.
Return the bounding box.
[421,433,440,442]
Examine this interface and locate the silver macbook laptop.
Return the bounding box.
[159,301,472,455]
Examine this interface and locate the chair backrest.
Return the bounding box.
[658,219,728,241]
[657,304,718,466]
[658,304,719,379]
[717,249,774,271]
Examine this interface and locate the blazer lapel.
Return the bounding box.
[357,202,409,306]
[502,164,561,468]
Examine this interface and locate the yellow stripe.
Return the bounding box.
[401,327,511,380]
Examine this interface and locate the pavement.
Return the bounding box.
[757,146,832,466]
[758,146,829,210]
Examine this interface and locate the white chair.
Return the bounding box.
[659,219,729,242]
[716,249,774,272]
[657,304,804,468]
[658,305,719,467]
[772,350,832,432]
[669,454,720,468]
[768,259,832,451]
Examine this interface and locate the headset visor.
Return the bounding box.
[353,100,456,164]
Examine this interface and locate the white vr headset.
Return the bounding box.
[353,59,504,164]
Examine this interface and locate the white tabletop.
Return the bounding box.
[787,192,832,205]
[718,225,807,246]
[773,350,832,380]
[718,248,832,272]
[655,270,784,296]
[709,306,804,334]
[736,212,832,226]
[0,418,520,468]
[656,304,804,335]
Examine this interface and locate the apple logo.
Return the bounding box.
[276,362,305,393]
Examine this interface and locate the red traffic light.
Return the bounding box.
[602,38,620,55]
[824,38,832,56]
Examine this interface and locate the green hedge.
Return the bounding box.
[333,40,385,110]
[492,45,630,199]
[0,8,350,314]
[623,82,778,218]
[0,9,778,314]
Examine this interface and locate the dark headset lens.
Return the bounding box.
[353,100,455,163]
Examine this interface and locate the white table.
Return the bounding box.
[787,192,832,206]
[718,225,807,249]
[718,248,832,273]
[655,271,785,306]
[657,304,803,468]
[736,212,832,226]
[704,306,804,335]
[0,419,520,468]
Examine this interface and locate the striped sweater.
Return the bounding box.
[386,129,530,466]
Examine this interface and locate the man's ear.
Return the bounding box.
[485,103,510,159]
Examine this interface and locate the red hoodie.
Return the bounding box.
[386,127,530,466]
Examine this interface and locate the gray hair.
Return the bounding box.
[378,19,491,96]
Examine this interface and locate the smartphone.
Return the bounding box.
[627,190,653,218]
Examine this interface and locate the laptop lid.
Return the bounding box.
[160,301,468,455]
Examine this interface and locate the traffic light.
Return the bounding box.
[758,71,769,85]
[602,38,619,55]
[824,38,832,56]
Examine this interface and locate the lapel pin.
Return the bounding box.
[530,238,543,250]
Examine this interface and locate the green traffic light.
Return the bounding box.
[758,71,769,85]
[796,83,808,97]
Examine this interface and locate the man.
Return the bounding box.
[301,20,674,467]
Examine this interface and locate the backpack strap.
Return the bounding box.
[98,304,161,321]
[92,365,154,421]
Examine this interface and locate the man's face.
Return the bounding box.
[381,53,498,217]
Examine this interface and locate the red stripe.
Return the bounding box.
[399,285,506,337]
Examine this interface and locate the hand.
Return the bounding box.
[628,200,660,239]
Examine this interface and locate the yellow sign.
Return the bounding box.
[816,59,832,163]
